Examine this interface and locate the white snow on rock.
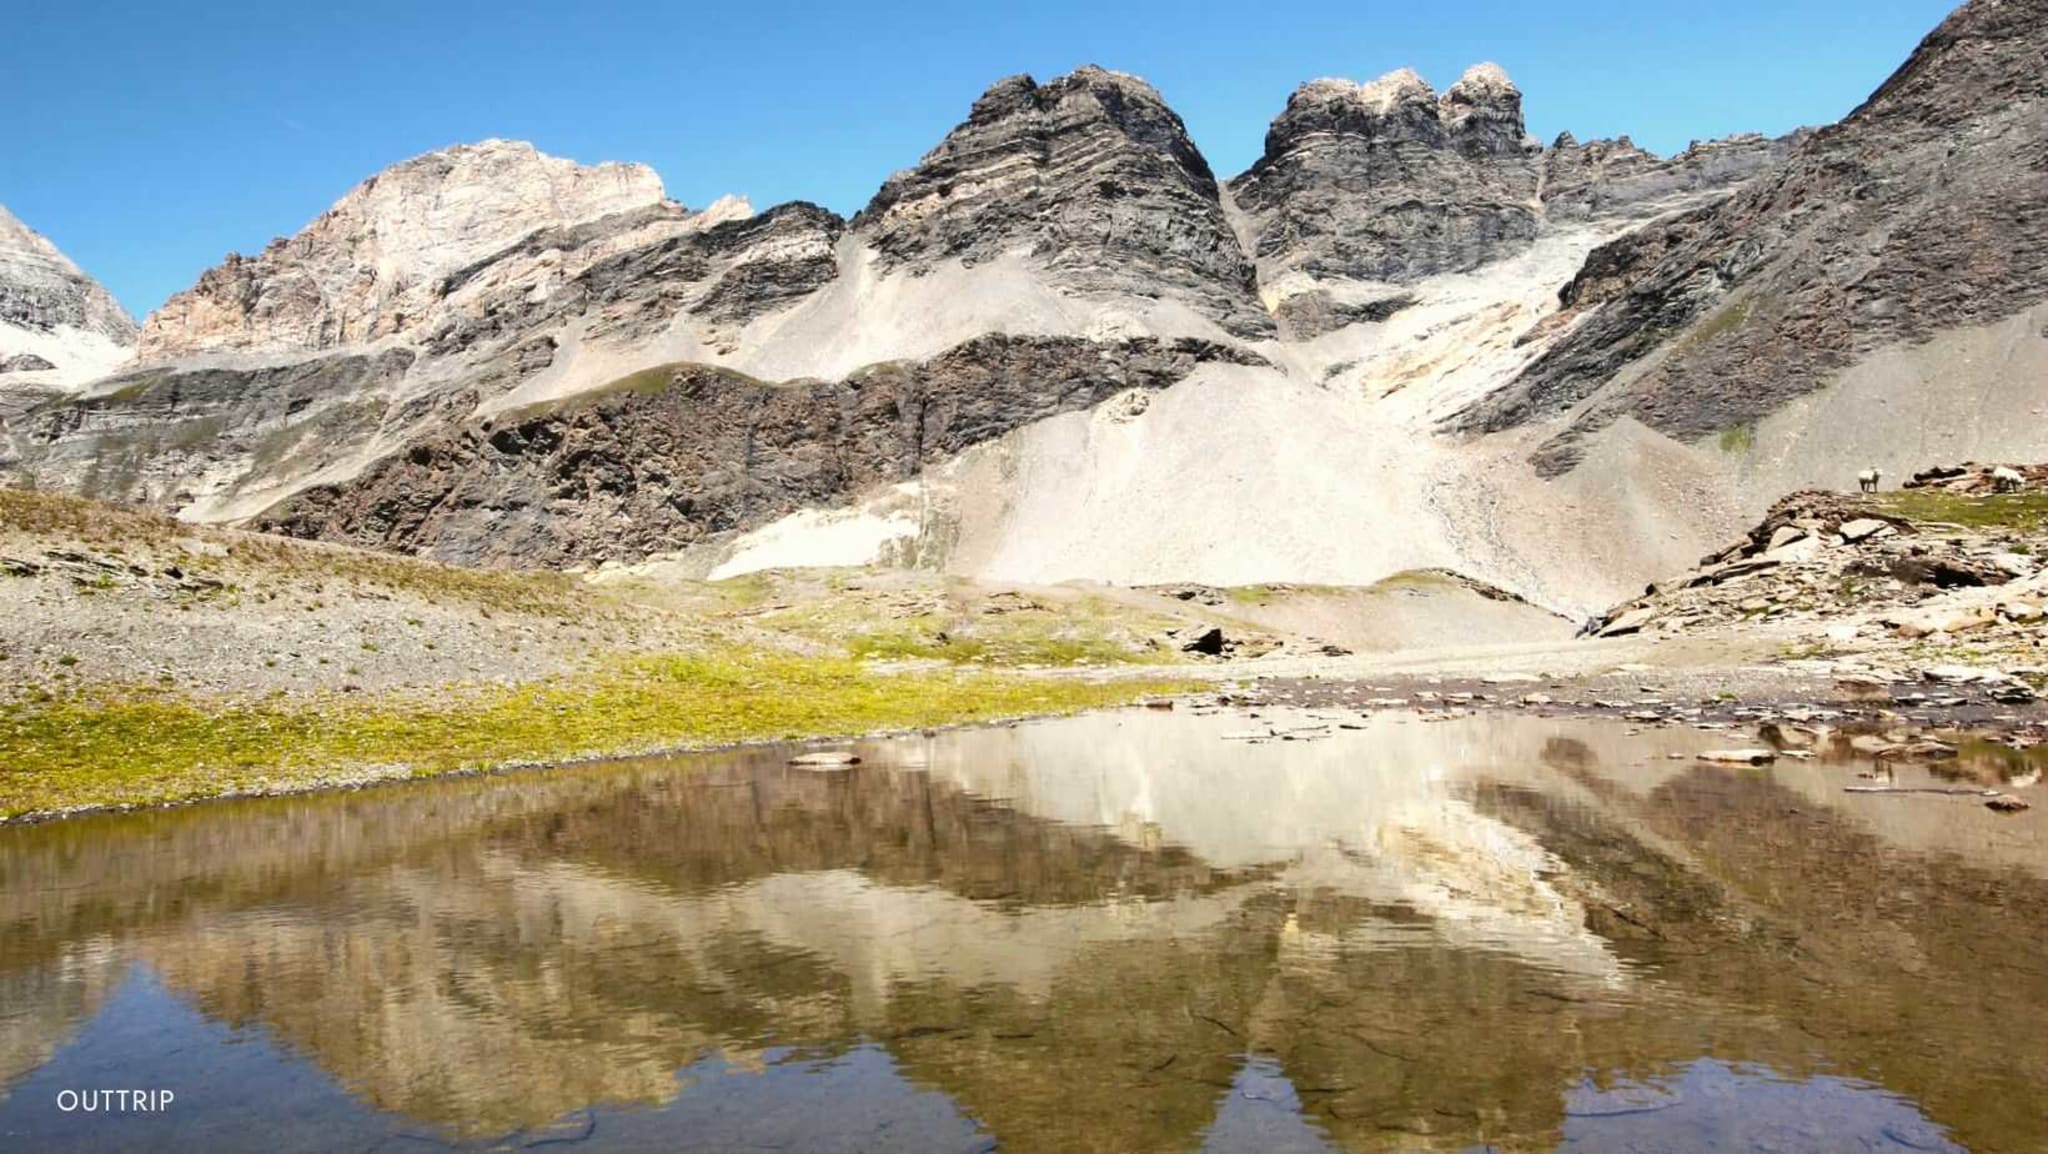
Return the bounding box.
[0,202,138,397]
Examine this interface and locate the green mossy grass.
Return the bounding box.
[1871,490,2048,533]
[760,590,1184,667]
[0,651,1188,819]
[1,488,586,616]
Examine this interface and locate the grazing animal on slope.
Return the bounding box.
[1858,467,1884,493]
[1992,466,2025,493]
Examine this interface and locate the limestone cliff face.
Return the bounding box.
[1455,0,2048,475]
[136,140,668,359]
[1228,65,1544,288]
[0,203,136,398]
[855,66,1270,337]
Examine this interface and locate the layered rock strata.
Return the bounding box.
[256,335,1263,567]
[1454,0,2048,476]
[857,67,1270,337]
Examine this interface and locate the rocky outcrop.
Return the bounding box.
[420,200,844,359]
[1588,482,2046,697]
[1270,290,1415,341]
[1,350,417,508]
[1228,65,1543,287]
[855,67,1269,337]
[137,140,669,359]
[1903,461,2048,493]
[1227,61,1798,325]
[0,354,57,374]
[0,205,134,342]
[256,336,1264,566]
[1540,132,1796,223]
[0,203,136,395]
[0,148,841,521]
[1550,204,1721,314]
[1455,0,2048,475]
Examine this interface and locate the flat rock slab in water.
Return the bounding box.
[1698,749,1777,765]
[789,752,860,768]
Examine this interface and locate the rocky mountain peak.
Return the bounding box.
[1851,0,2046,131]
[0,203,136,342]
[1458,0,2048,476]
[856,64,1267,335]
[962,66,1185,134]
[0,202,137,396]
[1264,64,1529,157]
[139,139,669,360]
[1447,61,1517,100]
[1352,67,1437,114]
[1232,63,1542,288]
[877,64,1219,200]
[1440,63,1530,155]
[690,194,756,228]
[1270,69,1442,149]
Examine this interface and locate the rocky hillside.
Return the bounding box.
[858,67,1269,338]
[1539,131,1797,224]
[0,204,136,407]
[1454,0,2048,475]
[1230,66,1539,289]
[1228,65,1791,337]
[1590,464,2047,702]
[137,140,674,360]
[6,2,2044,612]
[254,336,1260,567]
[2,60,1790,586]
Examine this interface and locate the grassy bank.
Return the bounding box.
[0,652,1189,819]
[1870,490,2048,533]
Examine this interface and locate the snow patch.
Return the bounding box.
[708,495,924,580]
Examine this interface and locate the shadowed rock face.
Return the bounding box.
[856,66,1271,338]
[1228,65,1544,286]
[1454,0,2048,475]
[255,335,1263,567]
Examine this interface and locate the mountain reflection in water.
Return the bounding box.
[1,709,2042,1152]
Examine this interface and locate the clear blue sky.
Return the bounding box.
[4,0,1958,318]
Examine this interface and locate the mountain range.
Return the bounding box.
[2,0,2042,618]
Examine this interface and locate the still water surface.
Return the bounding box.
[2,708,2045,1151]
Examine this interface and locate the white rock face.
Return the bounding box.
[138,140,668,359]
[0,203,137,396]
